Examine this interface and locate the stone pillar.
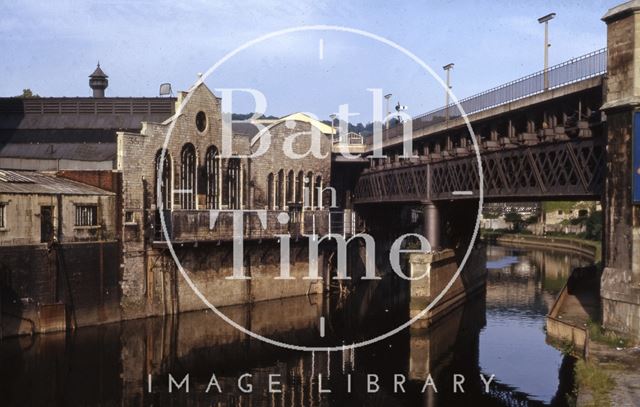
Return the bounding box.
[423,202,440,251]
[601,1,640,337]
[408,252,433,330]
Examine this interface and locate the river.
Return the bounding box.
[0,243,593,406]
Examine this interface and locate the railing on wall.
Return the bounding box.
[154,209,356,242]
[377,48,608,142]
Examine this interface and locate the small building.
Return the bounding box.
[0,170,120,337]
[0,170,116,245]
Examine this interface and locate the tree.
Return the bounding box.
[504,211,524,231]
[17,88,39,98]
[585,210,602,240]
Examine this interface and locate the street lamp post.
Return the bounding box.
[443,63,454,121]
[538,13,556,90]
[329,113,337,142]
[384,93,392,130]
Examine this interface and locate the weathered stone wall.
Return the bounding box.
[121,241,324,320]
[601,2,640,337]
[250,120,332,209]
[0,241,121,337]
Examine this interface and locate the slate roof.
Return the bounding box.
[89,64,108,78]
[0,170,114,195]
[0,142,116,161]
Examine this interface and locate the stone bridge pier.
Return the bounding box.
[601,1,640,338]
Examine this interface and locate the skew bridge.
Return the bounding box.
[352,1,640,340]
[354,49,607,205]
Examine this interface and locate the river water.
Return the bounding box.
[0,244,593,406]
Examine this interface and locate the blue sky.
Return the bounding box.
[0,0,619,122]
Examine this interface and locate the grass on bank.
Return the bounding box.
[574,359,615,407]
[587,319,629,348]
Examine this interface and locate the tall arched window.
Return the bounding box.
[227,157,241,209]
[205,146,220,209]
[307,171,314,208]
[314,175,322,209]
[155,150,172,210]
[296,170,304,203]
[180,144,196,210]
[276,170,284,209]
[267,173,275,209]
[286,170,294,206]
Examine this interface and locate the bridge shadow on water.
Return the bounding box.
[0,243,584,406]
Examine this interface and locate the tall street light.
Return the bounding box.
[443,63,454,121]
[384,93,392,130]
[538,12,556,90]
[329,113,337,142]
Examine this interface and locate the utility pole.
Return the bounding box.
[538,13,556,90]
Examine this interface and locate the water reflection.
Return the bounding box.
[0,244,591,406]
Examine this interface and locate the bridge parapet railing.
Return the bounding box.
[375,48,607,143]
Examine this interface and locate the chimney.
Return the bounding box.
[89,63,108,98]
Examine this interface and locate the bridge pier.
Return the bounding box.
[601,1,640,338]
[422,202,441,251]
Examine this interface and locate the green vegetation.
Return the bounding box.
[574,360,615,407]
[585,211,603,241]
[587,319,628,348]
[502,211,539,232]
[543,201,578,213]
[16,88,39,98]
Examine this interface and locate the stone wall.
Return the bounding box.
[0,241,121,337]
[601,1,640,338]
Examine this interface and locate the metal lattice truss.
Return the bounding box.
[354,139,605,203]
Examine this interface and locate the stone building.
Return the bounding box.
[116,83,338,319]
[0,170,116,245]
[0,65,358,335]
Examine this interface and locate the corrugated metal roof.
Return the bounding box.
[0,170,113,195]
[0,142,116,161]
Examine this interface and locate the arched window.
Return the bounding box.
[296,170,304,203]
[307,171,314,208]
[276,170,284,209]
[286,170,294,206]
[205,146,220,209]
[155,150,172,210]
[227,157,241,209]
[314,175,322,209]
[267,173,275,209]
[180,144,196,210]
